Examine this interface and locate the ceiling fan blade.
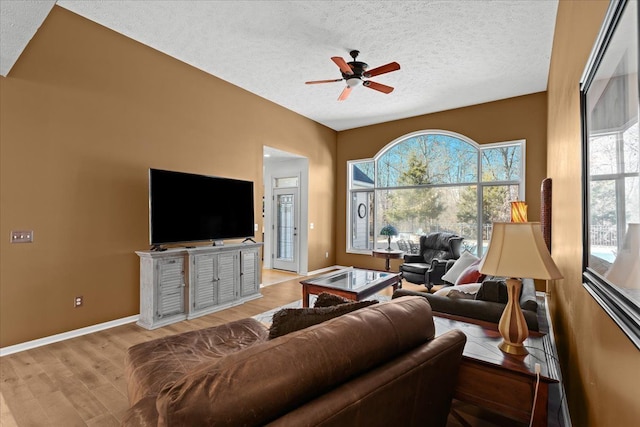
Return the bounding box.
[331,56,354,75]
[363,80,394,94]
[305,78,343,84]
[338,86,352,101]
[364,62,400,78]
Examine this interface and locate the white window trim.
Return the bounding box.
[346,130,526,255]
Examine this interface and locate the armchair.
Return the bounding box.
[399,232,464,289]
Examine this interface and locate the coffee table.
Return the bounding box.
[433,313,560,427]
[299,268,400,307]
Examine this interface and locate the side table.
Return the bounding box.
[433,313,560,426]
[372,249,403,271]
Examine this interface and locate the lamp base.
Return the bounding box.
[498,340,529,356]
[497,278,530,356]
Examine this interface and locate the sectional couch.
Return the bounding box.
[393,276,540,331]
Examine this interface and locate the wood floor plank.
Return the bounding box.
[51,375,108,423]
[0,358,40,415]
[48,341,110,390]
[82,332,127,371]
[38,390,86,427]
[2,396,49,427]
[89,383,129,422]
[69,336,129,396]
[86,412,120,427]
[0,392,19,427]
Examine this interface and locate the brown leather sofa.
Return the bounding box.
[122,296,466,426]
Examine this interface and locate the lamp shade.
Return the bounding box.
[380,225,398,236]
[479,222,563,280]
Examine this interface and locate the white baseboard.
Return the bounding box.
[305,265,348,276]
[260,265,348,288]
[0,315,139,357]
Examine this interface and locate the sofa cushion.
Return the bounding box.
[268,299,378,339]
[455,258,486,285]
[154,297,436,427]
[475,280,509,303]
[124,318,268,406]
[441,251,478,284]
[400,262,430,274]
[313,292,352,307]
[479,277,538,312]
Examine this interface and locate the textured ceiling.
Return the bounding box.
[0,0,56,76]
[2,0,558,131]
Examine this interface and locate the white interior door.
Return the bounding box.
[272,187,299,272]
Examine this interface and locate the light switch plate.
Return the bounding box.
[11,230,33,243]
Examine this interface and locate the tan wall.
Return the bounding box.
[547,1,640,425]
[336,92,548,272]
[0,7,336,348]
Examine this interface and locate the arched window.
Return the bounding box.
[347,130,525,256]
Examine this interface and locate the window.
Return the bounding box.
[347,131,525,255]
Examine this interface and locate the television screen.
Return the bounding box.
[149,168,255,245]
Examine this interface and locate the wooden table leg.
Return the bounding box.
[302,286,310,308]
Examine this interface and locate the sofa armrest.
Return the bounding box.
[519,278,538,312]
[426,259,456,285]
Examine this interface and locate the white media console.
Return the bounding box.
[135,242,263,329]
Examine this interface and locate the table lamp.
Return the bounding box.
[510,200,528,222]
[380,225,398,251]
[479,222,563,355]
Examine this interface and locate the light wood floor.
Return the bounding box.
[1,270,522,427]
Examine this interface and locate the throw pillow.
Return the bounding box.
[455,258,486,285]
[475,280,509,304]
[433,283,482,299]
[313,292,352,308]
[441,251,479,284]
[268,300,378,339]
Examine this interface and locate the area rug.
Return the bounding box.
[252,294,390,325]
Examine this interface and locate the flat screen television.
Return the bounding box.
[149,168,255,246]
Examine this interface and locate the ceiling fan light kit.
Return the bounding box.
[346,78,363,88]
[306,50,400,101]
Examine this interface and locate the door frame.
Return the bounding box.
[263,147,309,275]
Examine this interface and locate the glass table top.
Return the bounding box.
[302,268,397,291]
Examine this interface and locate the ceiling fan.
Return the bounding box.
[305,50,400,101]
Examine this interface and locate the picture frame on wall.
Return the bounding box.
[580,0,640,350]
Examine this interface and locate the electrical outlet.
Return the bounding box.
[325,251,329,258]
[74,296,83,308]
[10,230,33,243]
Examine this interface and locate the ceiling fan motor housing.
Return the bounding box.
[343,61,368,79]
